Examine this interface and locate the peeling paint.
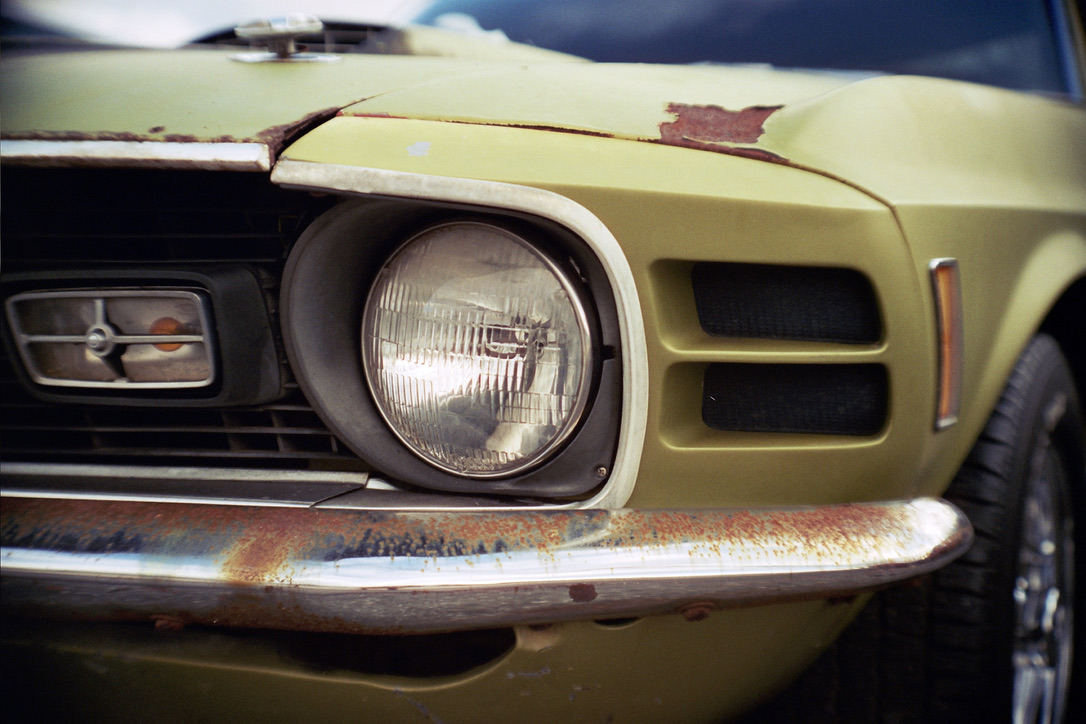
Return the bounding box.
[660,103,781,146]
[655,103,787,162]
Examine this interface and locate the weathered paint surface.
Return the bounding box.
[1,496,972,635]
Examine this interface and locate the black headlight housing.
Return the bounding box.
[281,199,622,498]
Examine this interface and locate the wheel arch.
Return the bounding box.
[1040,274,1086,427]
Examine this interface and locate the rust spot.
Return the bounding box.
[660,103,781,146]
[678,602,716,622]
[568,583,597,603]
[656,103,788,162]
[255,105,341,154]
[2,131,150,143]
[148,126,166,134]
[153,615,186,631]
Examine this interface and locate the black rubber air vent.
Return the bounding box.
[691,263,881,344]
[703,363,888,436]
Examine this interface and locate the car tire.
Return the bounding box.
[742,334,1084,724]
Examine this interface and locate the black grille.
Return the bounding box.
[692,263,881,344]
[703,363,888,436]
[1,168,304,269]
[0,167,361,470]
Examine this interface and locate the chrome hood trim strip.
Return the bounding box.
[0,140,271,171]
[1,496,972,634]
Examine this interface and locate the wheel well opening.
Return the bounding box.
[1040,276,1086,419]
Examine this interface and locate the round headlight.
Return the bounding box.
[362,222,594,478]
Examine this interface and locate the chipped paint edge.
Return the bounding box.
[270,159,649,510]
[0,140,272,171]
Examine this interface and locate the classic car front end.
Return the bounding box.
[2,2,1085,722]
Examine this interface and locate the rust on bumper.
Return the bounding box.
[0,496,972,635]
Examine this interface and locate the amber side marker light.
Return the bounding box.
[930,259,963,430]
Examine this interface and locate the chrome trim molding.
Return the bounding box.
[270,159,649,509]
[0,496,973,635]
[1,462,368,508]
[0,140,272,171]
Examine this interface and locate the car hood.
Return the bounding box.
[0,49,512,153]
[0,46,854,157]
[5,46,1081,209]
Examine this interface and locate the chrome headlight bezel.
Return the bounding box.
[280,199,622,498]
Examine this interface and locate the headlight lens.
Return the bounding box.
[362,222,593,477]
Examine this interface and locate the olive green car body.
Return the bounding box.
[2,25,1085,724]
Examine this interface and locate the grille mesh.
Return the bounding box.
[0,167,359,470]
[703,363,888,436]
[692,263,881,344]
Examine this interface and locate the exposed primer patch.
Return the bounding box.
[658,103,783,153]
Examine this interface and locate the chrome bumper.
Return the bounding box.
[0,476,973,634]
